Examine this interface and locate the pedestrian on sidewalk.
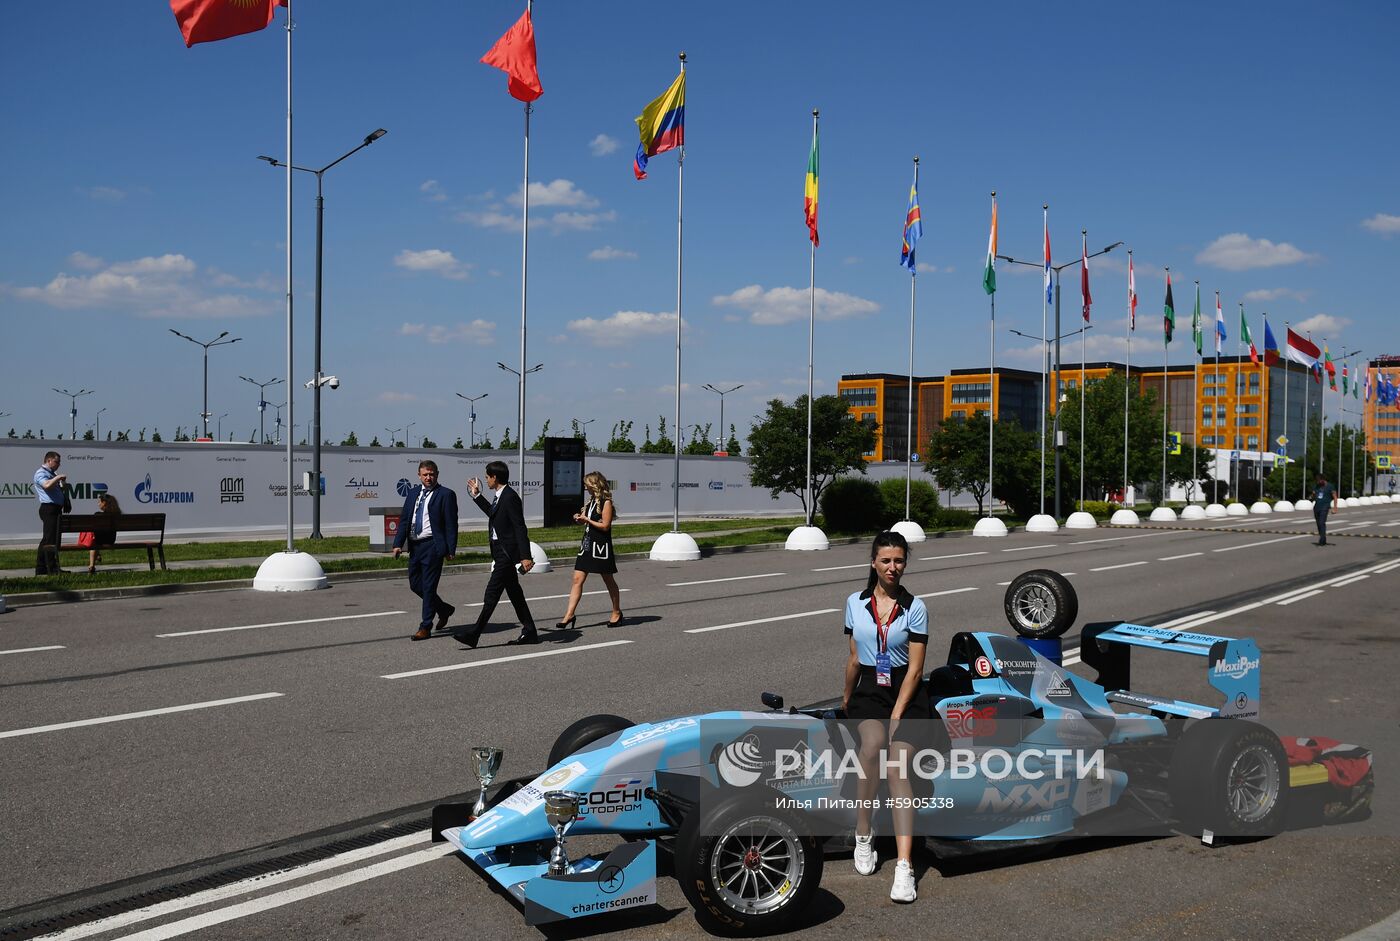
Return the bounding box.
[33,451,68,575]
[1312,472,1338,546]
[553,471,623,630]
[392,460,458,640]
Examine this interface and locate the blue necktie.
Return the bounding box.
[413,489,427,538]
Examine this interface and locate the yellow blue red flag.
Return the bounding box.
[634,71,685,180]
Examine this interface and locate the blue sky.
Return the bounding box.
[4,2,1396,446]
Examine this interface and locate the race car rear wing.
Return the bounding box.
[1079,621,1262,721]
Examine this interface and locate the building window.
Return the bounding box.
[1248,374,1261,393]
[950,383,991,404]
[1247,435,1259,448]
[1216,405,1226,419]
[841,387,877,407]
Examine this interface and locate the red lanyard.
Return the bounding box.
[868,596,899,653]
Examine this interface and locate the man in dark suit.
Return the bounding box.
[392,460,459,641]
[454,460,539,647]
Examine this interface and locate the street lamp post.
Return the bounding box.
[94,408,107,440]
[456,392,488,447]
[385,427,402,448]
[217,412,229,441]
[240,376,284,445]
[998,239,1123,520]
[572,417,595,448]
[702,383,743,454]
[169,330,242,439]
[496,361,543,482]
[271,402,287,445]
[406,421,416,449]
[260,127,387,539]
[52,388,93,440]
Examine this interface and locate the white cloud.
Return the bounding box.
[1362,213,1400,235]
[843,256,862,265]
[1196,233,1318,271]
[7,252,274,318]
[712,284,879,325]
[915,262,957,274]
[379,391,419,403]
[420,179,448,203]
[1242,287,1308,303]
[459,207,616,234]
[507,179,599,209]
[399,319,496,345]
[1293,314,1350,336]
[589,134,620,157]
[567,310,681,346]
[78,185,127,202]
[549,210,616,232]
[394,248,471,280]
[588,245,637,261]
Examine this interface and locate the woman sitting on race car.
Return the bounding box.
[841,530,929,904]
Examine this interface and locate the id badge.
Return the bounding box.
[875,651,892,687]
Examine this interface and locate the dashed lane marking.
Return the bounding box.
[0,645,64,656]
[158,611,405,638]
[0,693,283,740]
[381,640,633,679]
[685,608,840,635]
[667,572,785,587]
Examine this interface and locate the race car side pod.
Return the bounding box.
[1079,621,1262,722]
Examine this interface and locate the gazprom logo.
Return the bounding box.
[134,473,195,505]
[1212,654,1259,681]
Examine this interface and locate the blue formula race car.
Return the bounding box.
[433,570,1340,936]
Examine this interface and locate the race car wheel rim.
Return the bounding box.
[709,814,805,915]
[1010,583,1054,631]
[1226,744,1281,823]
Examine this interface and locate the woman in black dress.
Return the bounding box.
[554,471,623,628]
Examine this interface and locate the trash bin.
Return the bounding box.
[369,505,403,553]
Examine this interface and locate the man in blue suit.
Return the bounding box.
[393,460,459,641]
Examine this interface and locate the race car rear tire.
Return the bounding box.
[547,714,633,768]
[1168,718,1288,838]
[1003,569,1078,639]
[673,791,822,936]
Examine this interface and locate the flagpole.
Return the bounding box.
[1078,231,1086,511]
[671,53,687,533]
[988,192,996,519]
[805,109,818,529]
[904,156,919,522]
[517,95,530,493]
[1163,268,1169,506]
[1234,303,1244,502]
[1123,250,1131,508]
[1318,336,1326,479]
[1213,293,1221,504]
[283,0,295,552]
[1041,206,1050,517]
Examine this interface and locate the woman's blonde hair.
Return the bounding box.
[583,471,614,511]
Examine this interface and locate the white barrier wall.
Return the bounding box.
[0,441,938,539]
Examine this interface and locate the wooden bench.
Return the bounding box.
[56,513,168,570]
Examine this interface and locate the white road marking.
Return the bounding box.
[685,608,840,635]
[1277,589,1326,606]
[1381,521,1400,528]
[1158,552,1203,561]
[158,611,405,638]
[1212,534,1311,553]
[996,581,1011,586]
[35,831,433,940]
[382,640,633,679]
[1070,532,1173,545]
[1090,561,1149,572]
[667,572,785,587]
[0,693,283,740]
[1168,601,1267,631]
[107,842,458,940]
[1001,544,1057,552]
[1208,518,1276,529]
[916,587,978,599]
[463,588,630,609]
[917,551,988,561]
[1375,560,1400,573]
[1331,575,1371,587]
[812,562,871,572]
[1156,611,1216,628]
[0,645,64,656]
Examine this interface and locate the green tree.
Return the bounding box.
[116,429,130,442]
[477,435,494,449]
[368,435,382,448]
[568,418,590,451]
[923,412,1040,516]
[747,394,877,518]
[499,427,516,450]
[607,420,637,453]
[683,422,715,455]
[452,436,464,449]
[341,431,360,446]
[725,424,742,456]
[82,429,95,441]
[6,428,15,439]
[421,437,437,449]
[151,429,163,443]
[530,420,552,450]
[640,416,674,455]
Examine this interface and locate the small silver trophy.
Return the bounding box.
[543,789,585,875]
[470,746,504,819]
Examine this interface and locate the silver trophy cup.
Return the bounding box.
[543,789,586,875]
[470,746,504,819]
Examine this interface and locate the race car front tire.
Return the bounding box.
[547,714,633,768]
[1168,718,1288,838]
[673,791,823,936]
[1003,569,1078,639]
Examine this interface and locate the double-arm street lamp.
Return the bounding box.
[497,361,543,481]
[170,330,242,439]
[52,388,93,440]
[457,392,488,447]
[702,383,743,453]
[259,127,387,539]
[998,239,1123,520]
[240,375,284,444]
[384,427,403,448]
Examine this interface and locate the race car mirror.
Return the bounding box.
[471,746,504,819]
[544,789,585,875]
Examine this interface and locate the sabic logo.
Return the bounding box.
[396,478,414,498]
[220,477,245,504]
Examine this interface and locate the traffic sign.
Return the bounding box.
[1230,449,1240,461]
[1168,431,1182,455]
[1276,435,1289,447]
[1379,455,1393,469]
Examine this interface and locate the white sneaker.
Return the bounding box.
[853,832,877,875]
[890,859,916,903]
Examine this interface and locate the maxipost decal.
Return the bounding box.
[1212,653,1260,681]
[135,473,195,504]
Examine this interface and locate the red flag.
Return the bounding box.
[1080,232,1091,322]
[481,10,543,102]
[171,0,282,48]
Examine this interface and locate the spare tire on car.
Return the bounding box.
[547,714,633,768]
[1003,569,1078,639]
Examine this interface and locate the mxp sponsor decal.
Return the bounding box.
[977,778,1071,814]
[220,477,244,504]
[973,655,993,678]
[1212,653,1259,681]
[135,474,194,504]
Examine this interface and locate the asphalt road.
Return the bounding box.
[2,507,1398,941]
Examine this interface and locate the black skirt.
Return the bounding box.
[846,664,932,746]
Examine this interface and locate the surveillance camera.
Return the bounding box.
[326,376,340,389]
